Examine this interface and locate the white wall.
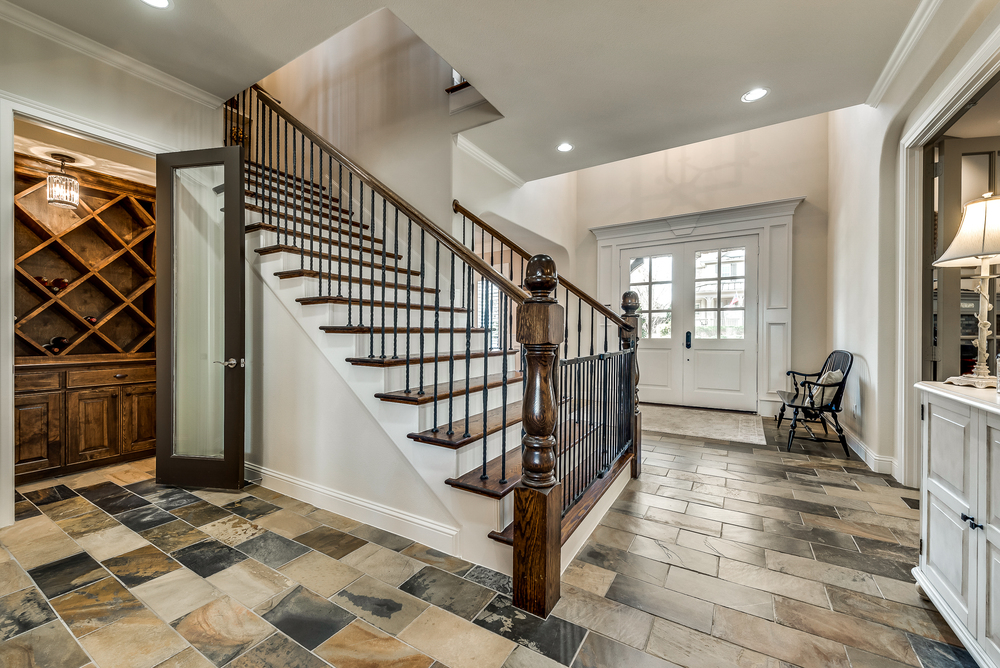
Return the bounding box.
[260,8,455,227]
[0,17,221,527]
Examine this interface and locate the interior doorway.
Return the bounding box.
[621,234,759,412]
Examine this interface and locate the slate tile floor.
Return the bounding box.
[0,416,978,667]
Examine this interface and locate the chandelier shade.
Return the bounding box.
[46,154,79,210]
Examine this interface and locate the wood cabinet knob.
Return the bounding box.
[114,374,128,379]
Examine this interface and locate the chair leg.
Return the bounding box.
[831,413,849,458]
[821,417,828,435]
[776,404,786,430]
[786,408,800,452]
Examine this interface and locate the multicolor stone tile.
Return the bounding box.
[255,585,355,650]
[79,608,189,668]
[38,497,94,522]
[75,525,151,561]
[172,540,248,579]
[464,565,513,597]
[225,632,328,668]
[102,545,182,588]
[292,526,367,560]
[200,516,266,547]
[314,620,434,668]
[140,520,209,553]
[277,551,361,597]
[349,525,414,551]
[13,501,41,522]
[115,506,179,533]
[398,607,517,668]
[331,575,430,635]
[50,576,146,637]
[401,543,474,576]
[0,619,91,668]
[473,595,587,665]
[0,587,57,641]
[171,596,273,666]
[27,552,107,599]
[23,485,78,507]
[55,508,121,539]
[131,568,225,623]
[400,566,496,620]
[170,501,231,527]
[206,560,294,609]
[223,497,281,521]
[237,531,311,569]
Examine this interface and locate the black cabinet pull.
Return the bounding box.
[971,521,985,530]
[114,374,128,379]
[962,513,974,522]
[685,331,692,349]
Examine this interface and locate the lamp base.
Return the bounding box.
[944,374,998,389]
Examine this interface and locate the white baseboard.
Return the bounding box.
[838,422,897,477]
[245,462,461,554]
[560,459,631,572]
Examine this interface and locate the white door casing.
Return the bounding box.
[593,198,800,417]
[621,236,759,411]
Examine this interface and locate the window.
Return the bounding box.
[628,254,672,339]
[694,248,745,339]
[477,280,501,349]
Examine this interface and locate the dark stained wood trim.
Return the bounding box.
[416,401,523,450]
[375,372,523,405]
[322,325,485,335]
[298,295,467,312]
[445,81,472,94]
[346,348,514,368]
[15,449,155,486]
[15,153,155,200]
[489,451,633,546]
[446,447,521,496]
[245,203,368,231]
[254,245,420,276]
[278,270,436,294]
[244,223,387,254]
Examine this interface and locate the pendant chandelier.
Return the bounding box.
[47,154,79,209]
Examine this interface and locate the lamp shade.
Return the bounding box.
[935,194,1000,267]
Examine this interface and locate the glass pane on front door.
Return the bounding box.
[172,165,225,458]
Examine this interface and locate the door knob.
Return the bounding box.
[214,358,238,369]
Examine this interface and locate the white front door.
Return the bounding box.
[622,235,759,412]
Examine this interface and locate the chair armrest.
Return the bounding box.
[786,370,820,378]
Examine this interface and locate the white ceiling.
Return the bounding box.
[5,0,919,181]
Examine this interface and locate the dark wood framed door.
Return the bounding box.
[14,392,62,475]
[155,146,245,489]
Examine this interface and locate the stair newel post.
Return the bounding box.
[513,255,565,618]
[620,291,641,478]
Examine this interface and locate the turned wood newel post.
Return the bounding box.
[513,254,565,618]
[621,291,641,478]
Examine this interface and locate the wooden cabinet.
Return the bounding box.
[13,392,62,475]
[122,384,156,453]
[13,360,155,484]
[916,382,1000,668]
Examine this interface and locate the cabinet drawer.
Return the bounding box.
[15,372,61,392]
[67,367,155,388]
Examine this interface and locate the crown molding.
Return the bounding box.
[590,197,805,241]
[0,0,222,109]
[866,0,944,108]
[455,134,525,189]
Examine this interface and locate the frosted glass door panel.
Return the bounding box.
[173,165,225,458]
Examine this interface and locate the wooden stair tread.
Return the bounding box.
[488,452,633,546]
[246,218,382,246]
[375,372,522,405]
[346,349,515,367]
[247,191,350,220]
[412,400,523,450]
[245,162,335,194]
[276,270,436,294]
[446,447,521,496]
[298,295,467,312]
[245,203,367,230]
[245,223,395,258]
[254,245,419,276]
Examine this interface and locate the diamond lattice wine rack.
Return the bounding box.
[13,153,156,361]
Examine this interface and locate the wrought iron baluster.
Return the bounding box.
[447,251,455,435]
[418,229,425,395]
[564,287,570,359]
[577,296,582,358]
[346,174,354,326]
[500,291,508,485]
[392,209,399,359]
[481,276,492,480]
[336,163,343,297]
[464,266,473,439]
[432,241,440,431]
[369,188,375,344]
[282,119,289,246]
[308,139,315,281]
[326,155,333,297]
[380,198,387,358]
[405,218,413,393]
[357,183,364,328]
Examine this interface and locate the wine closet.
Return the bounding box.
[13,153,157,483]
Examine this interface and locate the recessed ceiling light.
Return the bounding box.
[141,0,170,8]
[557,143,574,152]
[741,88,769,103]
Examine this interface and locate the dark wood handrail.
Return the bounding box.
[251,84,528,305]
[452,200,633,331]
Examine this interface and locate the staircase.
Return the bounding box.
[230,85,638,593]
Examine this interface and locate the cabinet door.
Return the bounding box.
[980,415,1000,664]
[122,384,156,453]
[14,392,62,474]
[66,387,121,464]
[922,395,978,631]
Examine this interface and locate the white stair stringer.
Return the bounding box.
[245,229,518,573]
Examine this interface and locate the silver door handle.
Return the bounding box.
[215,358,238,368]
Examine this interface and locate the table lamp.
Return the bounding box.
[934,192,1000,388]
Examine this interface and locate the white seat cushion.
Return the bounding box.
[810,369,843,407]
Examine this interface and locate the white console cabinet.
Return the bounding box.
[916,382,1000,668]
